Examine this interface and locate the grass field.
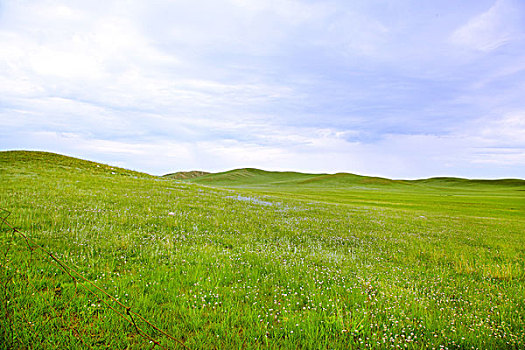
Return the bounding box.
[1,150,524,349]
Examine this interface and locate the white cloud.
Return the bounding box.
[1,0,525,179]
[0,1,179,97]
[478,113,525,145]
[450,0,523,52]
[228,0,324,23]
[471,148,525,165]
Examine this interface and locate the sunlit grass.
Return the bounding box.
[1,150,524,349]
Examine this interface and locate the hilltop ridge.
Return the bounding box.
[2,151,524,189]
[0,150,151,178]
[163,171,210,180]
[186,167,525,190]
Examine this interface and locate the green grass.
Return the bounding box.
[1,150,524,349]
[163,171,210,180]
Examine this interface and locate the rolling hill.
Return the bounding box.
[3,151,523,190]
[187,167,525,190]
[0,150,151,178]
[163,170,210,180]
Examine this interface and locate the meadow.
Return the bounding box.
[1,150,524,349]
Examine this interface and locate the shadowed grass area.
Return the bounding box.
[1,151,524,349]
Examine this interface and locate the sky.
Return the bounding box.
[1,0,524,179]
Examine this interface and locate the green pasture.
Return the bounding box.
[1,150,524,349]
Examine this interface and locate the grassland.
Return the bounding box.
[163,171,210,180]
[1,150,524,349]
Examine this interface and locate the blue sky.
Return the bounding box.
[1,0,524,178]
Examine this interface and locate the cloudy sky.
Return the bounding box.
[1,0,524,178]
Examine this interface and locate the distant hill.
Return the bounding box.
[188,168,414,188]
[415,177,525,187]
[190,168,317,185]
[2,151,524,190]
[188,167,525,190]
[163,171,210,180]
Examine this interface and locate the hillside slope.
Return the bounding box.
[190,168,402,187]
[188,167,525,190]
[4,151,523,190]
[163,170,210,180]
[1,150,524,349]
[0,150,152,178]
[192,168,320,186]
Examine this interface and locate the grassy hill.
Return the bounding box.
[190,167,525,189]
[1,151,524,349]
[190,168,405,187]
[192,168,320,186]
[188,167,525,219]
[163,170,210,180]
[0,150,151,178]
[416,176,525,188]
